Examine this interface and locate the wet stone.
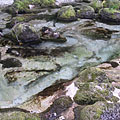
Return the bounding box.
[0,58,22,68]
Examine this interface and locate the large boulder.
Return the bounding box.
[57,5,76,22]
[76,5,95,19]
[11,23,41,44]
[99,8,120,24]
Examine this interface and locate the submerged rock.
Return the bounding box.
[0,11,11,30]
[80,27,114,39]
[57,5,76,22]
[11,23,41,45]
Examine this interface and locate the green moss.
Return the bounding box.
[103,0,120,10]
[15,0,30,11]
[40,0,55,6]
[103,8,120,14]
[80,102,106,120]
[0,111,41,120]
[58,5,76,19]
[76,67,110,84]
[14,0,55,12]
[90,0,103,12]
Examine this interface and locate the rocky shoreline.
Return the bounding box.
[0,0,120,120]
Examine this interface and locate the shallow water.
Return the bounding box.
[0,19,120,108]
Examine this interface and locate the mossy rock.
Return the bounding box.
[99,8,120,24]
[3,0,55,15]
[74,82,118,105]
[0,111,41,120]
[76,67,111,84]
[57,5,76,22]
[76,5,95,19]
[90,0,103,13]
[11,23,40,44]
[79,101,106,120]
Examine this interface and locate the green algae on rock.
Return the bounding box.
[74,101,106,120]
[76,67,111,83]
[3,0,56,14]
[103,0,120,10]
[74,82,118,105]
[57,5,76,22]
[73,67,119,105]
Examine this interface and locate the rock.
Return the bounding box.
[103,0,120,10]
[99,8,120,24]
[57,5,76,22]
[11,23,41,45]
[0,58,22,68]
[74,101,106,120]
[101,103,120,120]
[76,5,95,19]
[90,0,103,12]
[0,110,41,120]
[74,101,120,120]
[74,82,118,105]
[0,11,11,30]
[7,14,39,28]
[73,67,119,105]
[40,27,67,43]
[80,27,113,39]
[75,67,111,83]
[3,0,55,15]
[43,96,73,120]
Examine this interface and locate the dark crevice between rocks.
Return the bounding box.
[0,107,29,113]
[103,61,119,68]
